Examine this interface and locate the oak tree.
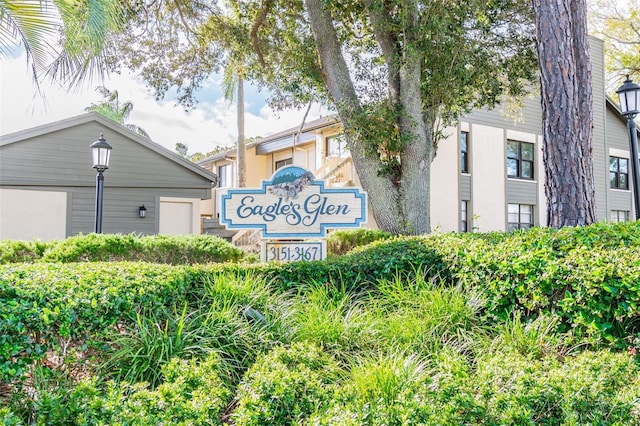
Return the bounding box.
[113,0,537,234]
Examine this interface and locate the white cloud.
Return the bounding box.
[1,52,331,155]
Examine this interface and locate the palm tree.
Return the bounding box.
[223,62,247,188]
[0,0,125,87]
[86,86,150,137]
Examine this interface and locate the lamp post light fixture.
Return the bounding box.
[91,134,112,233]
[616,76,640,221]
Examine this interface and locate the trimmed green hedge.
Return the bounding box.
[0,233,247,264]
[0,262,195,383]
[2,222,640,386]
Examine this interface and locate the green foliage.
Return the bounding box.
[2,221,640,424]
[0,240,47,263]
[81,355,230,425]
[0,262,193,384]
[0,233,247,264]
[102,305,213,389]
[326,228,393,256]
[6,354,230,425]
[232,342,340,425]
[313,349,640,425]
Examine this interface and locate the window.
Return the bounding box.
[610,157,629,190]
[507,140,534,179]
[218,164,232,188]
[507,204,534,231]
[326,134,348,158]
[460,131,469,173]
[611,210,630,223]
[275,157,293,170]
[461,200,470,232]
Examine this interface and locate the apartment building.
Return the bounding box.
[199,38,633,234]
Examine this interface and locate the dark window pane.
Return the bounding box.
[620,158,628,173]
[507,141,519,158]
[610,157,619,172]
[620,174,628,189]
[610,172,618,188]
[521,161,533,179]
[521,143,534,160]
[507,159,518,177]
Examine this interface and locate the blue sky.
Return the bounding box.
[0,51,328,154]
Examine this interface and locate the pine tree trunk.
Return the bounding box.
[533,0,596,227]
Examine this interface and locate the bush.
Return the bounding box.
[6,354,230,425]
[326,228,393,256]
[79,355,230,425]
[38,233,246,264]
[232,342,340,425]
[0,239,48,263]
[0,233,247,264]
[0,262,194,384]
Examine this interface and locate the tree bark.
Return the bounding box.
[305,0,433,234]
[305,0,405,234]
[237,73,247,188]
[533,0,596,227]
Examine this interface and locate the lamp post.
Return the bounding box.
[91,134,112,233]
[616,76,640,221]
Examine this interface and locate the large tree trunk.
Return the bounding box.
[237,73,247,188]
[533,0,596,227]
[304,0,433,234]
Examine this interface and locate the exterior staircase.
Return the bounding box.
[202,218,237,242]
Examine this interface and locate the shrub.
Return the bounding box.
[326,228,393,256]
[7,354,230,425]
[80,355,230,425]
[37,233,246,264]
[0,262,194,384]
[0,239,47,263]
[232,342,341,425]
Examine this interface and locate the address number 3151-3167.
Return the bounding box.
[263,241,325,262]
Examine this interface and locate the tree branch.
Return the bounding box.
[251,0,273,67]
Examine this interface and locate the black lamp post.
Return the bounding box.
[91,134,112,233]
[616,76,640,221]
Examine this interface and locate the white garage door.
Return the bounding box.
[0,189,67,241]
[159,198,200,235]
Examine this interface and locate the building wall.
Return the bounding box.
[430,126,461,232]
[1,118,215,239]
[0,188,67,241]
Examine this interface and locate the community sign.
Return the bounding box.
[220,166,367,238]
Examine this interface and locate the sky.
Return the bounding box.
[0,51,328,155]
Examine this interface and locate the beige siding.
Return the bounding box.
[471,124,506,231]
[0,189,67,241]
[430,127,460,232]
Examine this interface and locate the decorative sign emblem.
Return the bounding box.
[221,166,367,238]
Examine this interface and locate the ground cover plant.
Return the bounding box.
[1,222,640,424]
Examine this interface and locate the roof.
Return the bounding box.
[0,112,218,183]
[198,115,340,164]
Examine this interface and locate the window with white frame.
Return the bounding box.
[507,140,534,179]
[609,156,629,190]
[507,203,534,231]
[610,210,630,223]
[460,131,469,173]
[275,157,293,170]
[218,164,232,188]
